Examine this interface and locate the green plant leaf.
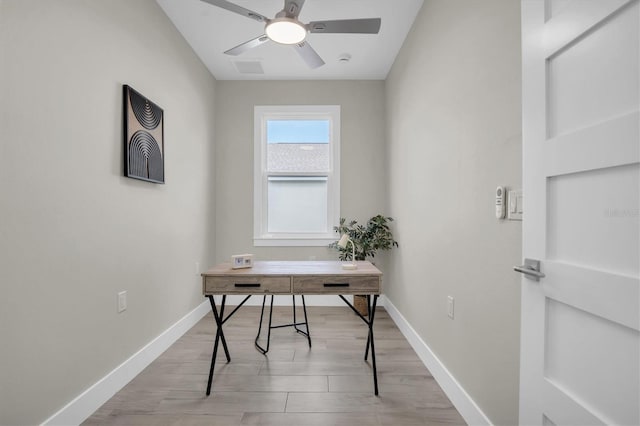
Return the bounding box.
[328,214,398,261]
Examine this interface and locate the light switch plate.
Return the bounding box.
[117,291,127,313]
[507,190,523,221]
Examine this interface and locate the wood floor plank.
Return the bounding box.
[83,305,466,426]
[94,389,168,416]
[240,412,381,425]
[143,360,264,376]
[259,360,371,376]
[329,374,438,393]
[203,374,328,392]
[285,391,455,413]
[293,346,422,363]
[156,391,288,415]
[375,360,432,375]
[83,413,243,426]
[378,409,467,426]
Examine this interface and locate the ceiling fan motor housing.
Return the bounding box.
[265,16,307,44]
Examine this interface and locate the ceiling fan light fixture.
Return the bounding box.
[265,17,307,44]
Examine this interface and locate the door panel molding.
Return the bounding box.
[542,0,635,58]
[543,111,639,176]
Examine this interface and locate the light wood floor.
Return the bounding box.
[84,304,466,425]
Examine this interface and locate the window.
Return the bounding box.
[254,105,340,246]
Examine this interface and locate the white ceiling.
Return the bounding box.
[156,0,423,80]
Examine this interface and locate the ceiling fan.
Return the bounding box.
[200,0,382,69]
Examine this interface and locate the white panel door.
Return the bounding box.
[520,1,640,424]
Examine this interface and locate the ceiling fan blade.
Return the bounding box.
[308,18,381,34]
[283,0,305,18]
[200,0,268,23]
[224,34,270,56]
[293,40,325,69]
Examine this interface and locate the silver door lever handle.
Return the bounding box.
[514,259,545,281]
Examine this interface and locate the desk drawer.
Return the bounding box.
[293,275,380,295]
[204,276,291,294]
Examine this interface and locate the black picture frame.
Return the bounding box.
[123,85,165,184]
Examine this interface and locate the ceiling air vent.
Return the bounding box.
[233,60,264,74]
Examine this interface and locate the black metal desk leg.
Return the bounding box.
[217,295,231,362]
[293,295,312,347]
[255,295,275,354]
[365,295,372,361]
[368,294,379,396]
[300,295,312,347]
[207,295,230,396]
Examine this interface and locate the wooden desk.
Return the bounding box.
[201,261,383,395]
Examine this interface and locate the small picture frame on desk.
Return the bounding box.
[231,254,254,269]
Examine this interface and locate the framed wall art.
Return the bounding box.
[123,85,165,183]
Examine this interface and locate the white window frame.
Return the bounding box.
[254,105,340,247]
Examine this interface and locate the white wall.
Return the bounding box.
[214,81,388,263]
[385,1,522,424]
[0,1,216,424]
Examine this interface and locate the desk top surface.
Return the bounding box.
[202,260,382,277]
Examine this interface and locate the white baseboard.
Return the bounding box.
[42,301,211,426]
[384,298,492,426]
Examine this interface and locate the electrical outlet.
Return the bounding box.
[447,296,455,319]
[117,291,127,313]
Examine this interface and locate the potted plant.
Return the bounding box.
[329,215,398,315]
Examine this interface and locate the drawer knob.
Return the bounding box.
[234,283,261,288]
[324,283,350,287]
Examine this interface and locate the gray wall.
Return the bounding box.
[384,1,522,424]
[0,1,524,423]
[0,1,216,424]
[214,81,388,263]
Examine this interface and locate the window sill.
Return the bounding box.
[253,237,337,247]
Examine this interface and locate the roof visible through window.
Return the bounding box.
[267,120,329,144]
